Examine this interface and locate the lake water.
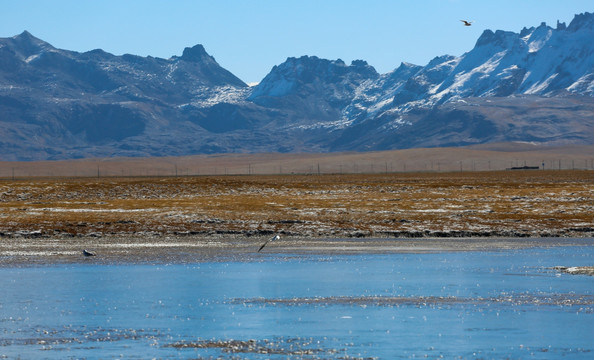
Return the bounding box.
[1,244,593,359]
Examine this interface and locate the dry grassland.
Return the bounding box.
[1,144,593,178]
[1,170,592,239]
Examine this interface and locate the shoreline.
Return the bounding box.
[1,234,592,266]
[1,171,592,265]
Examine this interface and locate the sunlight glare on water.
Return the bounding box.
[1,245,593,359]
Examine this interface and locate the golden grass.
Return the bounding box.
[0,170,592,237]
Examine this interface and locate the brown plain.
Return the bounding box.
[1,170,591,239]
[1,144,593,264]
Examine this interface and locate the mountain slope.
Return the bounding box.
[0,31,251,159]
[1,12,594,160]
[327,12,594,151]
[249,56,379,125]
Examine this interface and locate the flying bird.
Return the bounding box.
[460,20,473,26]
[82,249,96,257]
[258,234,280,252]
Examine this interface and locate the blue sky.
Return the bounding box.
[1,1,592,84]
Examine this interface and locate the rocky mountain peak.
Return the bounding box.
[248,55,379,102]
[270,55,378,80]
[173,44,247,87]
[350,59,379,78]
[1,12,594,160]
[475,29,522,50]
[567,11,594,32]
[6,30,54,58]
[180,44,213,63]
[12,30,46,44]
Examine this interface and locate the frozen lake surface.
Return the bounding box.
[1,244,593,359]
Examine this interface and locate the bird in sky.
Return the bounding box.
[258,234,280,252]
[460,20,473,26]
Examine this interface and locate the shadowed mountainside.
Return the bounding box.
[1,13,594,160]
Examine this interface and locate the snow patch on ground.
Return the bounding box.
[189,86,251,107]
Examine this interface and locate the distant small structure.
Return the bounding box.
[82,249,96,257]
[507,166,540,170]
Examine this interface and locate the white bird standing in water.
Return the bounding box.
[258,234,280,252]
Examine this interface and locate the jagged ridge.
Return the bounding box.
[0,12,593,160]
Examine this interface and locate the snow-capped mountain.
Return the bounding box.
[348,13,594,126]
[1,13,593,160]
[327,12,594,150]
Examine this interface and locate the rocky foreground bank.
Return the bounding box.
[0,171,592,265]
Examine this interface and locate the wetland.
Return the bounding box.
[1,170,593,358]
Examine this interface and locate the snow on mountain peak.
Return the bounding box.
[524,22,553,53]
[328,10,593,130]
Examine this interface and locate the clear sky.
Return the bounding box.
[1,1,592,84]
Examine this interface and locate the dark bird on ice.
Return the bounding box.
[258,234,280,252]
[460,20,473,26]
[82,249,96,257]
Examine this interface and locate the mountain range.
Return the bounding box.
[1,12,593,160]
